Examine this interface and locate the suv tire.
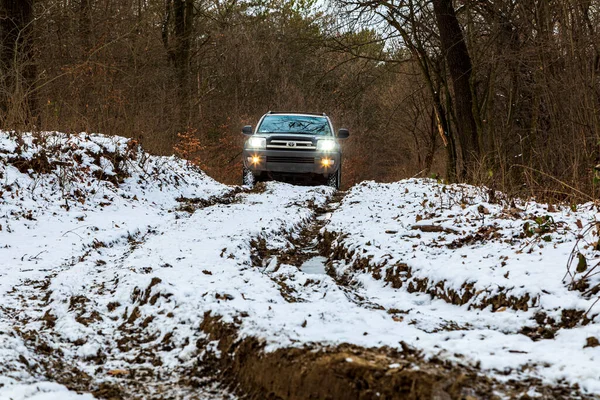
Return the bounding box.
[242,167,255,186]
[327,169,340,190]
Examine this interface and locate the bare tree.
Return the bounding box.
[431,0,480,178]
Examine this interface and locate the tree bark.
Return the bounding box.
[432,0,480,179]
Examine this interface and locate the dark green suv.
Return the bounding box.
[241,112,349,189]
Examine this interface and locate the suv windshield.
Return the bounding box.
[257,115,331,136]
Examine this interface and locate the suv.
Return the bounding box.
[241,112,349,189]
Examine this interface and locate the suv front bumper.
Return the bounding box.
[243,149,341,175]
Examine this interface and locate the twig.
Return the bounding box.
[411,224,460,235]
[61,224,91,238]
[584,297,600,317]
[28,250,47,260]
[411,169,426,179]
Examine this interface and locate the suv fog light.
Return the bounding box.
[321,158,334,167]
[248,156,261,165]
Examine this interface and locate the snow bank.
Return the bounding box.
[326,179,600,313]
[323,179,600,393]
[0,131,231,397]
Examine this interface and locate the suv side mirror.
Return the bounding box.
[337,128,349,139]
[242,125,253,135]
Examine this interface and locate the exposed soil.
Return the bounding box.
[250,190,346,270]
[320,226,599,337]
[320,228,542,312]
[200,313,592,400]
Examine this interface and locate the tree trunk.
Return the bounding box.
[385,14,458,181]
[79,0,92,51]
[163,0,194,135]
[0,0,36,126]
[79,0,92,128]
[432,0,480,179]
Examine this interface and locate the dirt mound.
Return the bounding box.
[200,314,578,400]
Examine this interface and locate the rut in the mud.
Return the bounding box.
[251,190,344,269]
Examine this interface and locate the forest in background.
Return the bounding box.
[2,0,600,200]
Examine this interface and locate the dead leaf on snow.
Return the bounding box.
[584,337,599,348]
[107,369,129,376]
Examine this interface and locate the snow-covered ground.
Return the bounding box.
[1,131,599,398]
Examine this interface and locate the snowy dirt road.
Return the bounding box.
[2,132,600,399]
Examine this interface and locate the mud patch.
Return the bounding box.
[261,191,345,269]
[176,185,250,213]
[249,191,343,301]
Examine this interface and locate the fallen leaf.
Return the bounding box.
[411,224,460,235]
[577,253,588,273]
[107,369,129,376]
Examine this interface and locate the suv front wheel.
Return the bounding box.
[242,167,255,186]
[327,169,341,190]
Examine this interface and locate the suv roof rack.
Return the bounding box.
[267,111,327,117]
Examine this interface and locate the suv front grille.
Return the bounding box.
[267,140,316,150]
[267,156,315,164]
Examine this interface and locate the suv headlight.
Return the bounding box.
[317,139,336,152]
[247,137,266,149]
